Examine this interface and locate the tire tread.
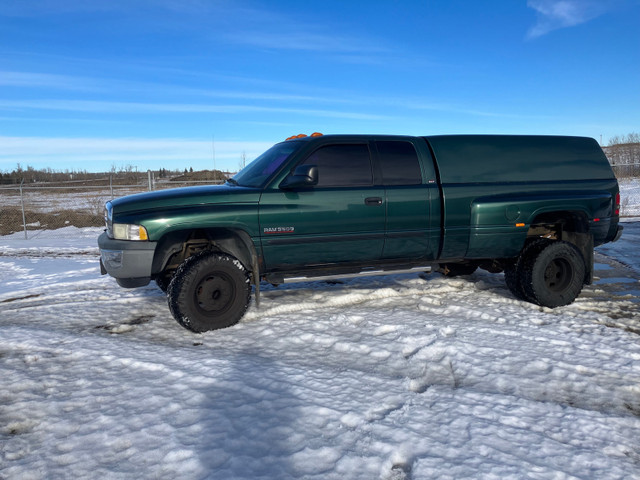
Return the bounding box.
[504,238,551,302]
[167,251,251,332]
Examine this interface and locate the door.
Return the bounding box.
[375,140,438,261]
[259,143,385,270]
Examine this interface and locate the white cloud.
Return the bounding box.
[0,71,103,91]
[225,31,388,55]
[0,99,389,121]
[0,1,391,59]
[526,0,614,38]
[0,0,220,17]
[0,70,346,105]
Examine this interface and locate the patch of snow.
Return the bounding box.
[1,227,639,477]
[619,178,640,217]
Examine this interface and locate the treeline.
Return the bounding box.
[171,169,229,182]
[0,165,105,184]
[605,133,640,165]
[604,133,640,178]
[0,164,194,185]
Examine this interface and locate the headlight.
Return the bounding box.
[104,202,113,234]
[112,223,149,241]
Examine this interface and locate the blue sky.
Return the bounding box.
[1,0,639,173]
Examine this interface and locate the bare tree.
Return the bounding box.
[604,133,640,177]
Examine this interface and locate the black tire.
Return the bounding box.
[520,241,585,308]
[155,272,173,293]
[504,238,551,301]
[503,263,523,300]
[439,263,478,277]
[167,251,251,332]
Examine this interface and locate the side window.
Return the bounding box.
[376,141,422,186]
[301,144,373,187]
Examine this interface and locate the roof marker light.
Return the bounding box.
[285,132,323,141]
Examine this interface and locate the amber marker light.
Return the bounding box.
[285,132,323,140]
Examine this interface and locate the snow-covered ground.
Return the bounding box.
[1,230,640,478]
[619,178,640,217]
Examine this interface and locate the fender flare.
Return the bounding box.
[151,228,263,306]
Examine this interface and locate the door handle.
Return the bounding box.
[365,197,383,206]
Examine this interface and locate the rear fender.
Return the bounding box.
[467,193,609,259]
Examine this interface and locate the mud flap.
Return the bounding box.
[563,231,594,285]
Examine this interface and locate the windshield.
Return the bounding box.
[231,142,301,188]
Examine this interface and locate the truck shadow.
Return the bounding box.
[192,349,304,478]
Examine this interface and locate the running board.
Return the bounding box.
[280,266,433,284]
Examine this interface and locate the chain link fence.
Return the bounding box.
[1,170,638,241]
[611,163,640,178]
[0,173,223,240]
[616,173,640,218]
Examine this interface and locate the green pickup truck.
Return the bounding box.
[98,134,623,332]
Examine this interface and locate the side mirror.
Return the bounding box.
[280,165,318,189]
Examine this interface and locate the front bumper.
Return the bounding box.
[98,232,157,288]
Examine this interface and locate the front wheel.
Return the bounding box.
[167,251,251,332]
[520,241,585,308]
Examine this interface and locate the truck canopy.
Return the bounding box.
[424,135,615,184]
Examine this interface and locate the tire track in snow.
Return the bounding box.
[242,280,465,322]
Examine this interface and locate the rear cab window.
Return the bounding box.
[375,141,422,186]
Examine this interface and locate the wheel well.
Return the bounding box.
[151,228,256,278]
[526,210,594,284]
[527,210,589,241]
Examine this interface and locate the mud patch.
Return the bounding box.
[624,403,640,417]
[126,315,154,325]
[1,294,42,303]
[95,315,154,334]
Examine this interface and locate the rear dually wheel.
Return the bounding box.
[520,240,585,308]
[504,238,551,302]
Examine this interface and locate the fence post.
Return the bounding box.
[19,179,27,240]
[110,174,114,199]
[148,170,152,191]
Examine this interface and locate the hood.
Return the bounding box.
[109,184,261,215]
